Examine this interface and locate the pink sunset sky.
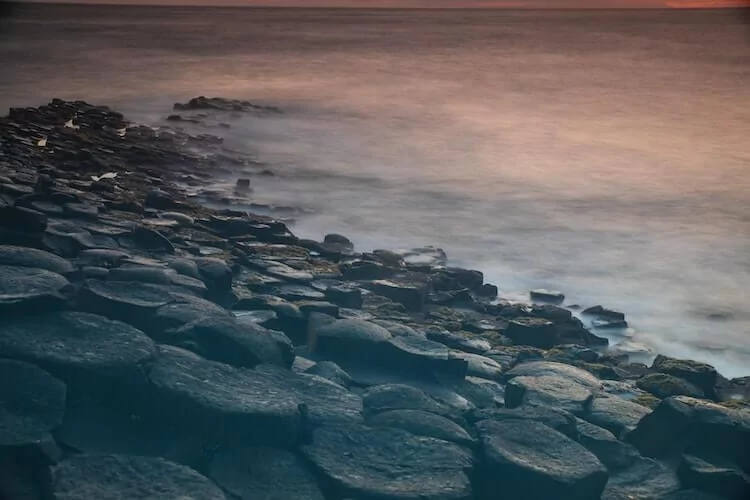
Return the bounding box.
[13,0,750,8]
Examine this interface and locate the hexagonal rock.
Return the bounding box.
[367,409,476,448]
[0,265,69,313]
[362,384,449,416]
[209,446,325,500]
[505,375,595,414]
[476,419,608,500]
[504,317,558,348]
[626,396,750,472]
[601,457,680,500]
[141,346,302,447]
[0,312,156,388]
[366,279,426,312]
[302,424,474,500]
[52,454,226,499]
[504,361,603,390]
[651,355,718,398]
[636,373,705,399]
[574,419,642,472]
[578,395,652,438]
[163,314,289,368]
[0,245,73,274]
[0,359,66,446]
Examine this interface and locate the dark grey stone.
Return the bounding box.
[52,453,225,499]
[0,264,69,313]
[165,314,290,368]
[677,454,750,500]
[626,396,750,472]
[578,395,651,438]
[141,346,302,447]
[367,409,476,448]
[0,359,66,446]
[209,446,325,500]
[302,424,473,500]
[0,245,73,274]
[575,419,642,471]
[0,312,156,389]
[469,405,579,439]
[506,375,594,414]
[476,419,608,500]
[362,384,448,417]
[601,457,680,500]
[305,360,352,388]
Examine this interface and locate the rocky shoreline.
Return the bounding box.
[0,98,748,500]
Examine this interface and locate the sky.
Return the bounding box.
[12,0,750,7]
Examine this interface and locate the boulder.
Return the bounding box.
[366,279,426,311]
[52,453,225,499]
[324,284,363,308]
[626,396,750,472]
[209,446,325,500]
[304,360,352,388]
[313,318,467,379]
[505,375,595,414]
[601,457,680,500]
[504,361,602,389]
[0,245,73,274]
[579,395,652,438]
[140,346,302,447]
[476,419,608,500]
[79,279,173,314]
[0,265,69,314]
[313,319,392,359]
[425,329,492,354]
[367,409,476,448]
[149,294,232,334]
[253,364,362,427]
[636,373,705,399]
[0,312,156,391]
[194,257,233,296]
[582,305,625,320]
[651,355,718,398]
[677,454,750,500]
[504,317,558,348]
[449,351,503,381]
[530,289,565,304]
[164,314,290,368]
[0,359,66,446]
[362,384,449,417]
[574,419,642,471]
[469,405,579,438]
[302,424,474,500]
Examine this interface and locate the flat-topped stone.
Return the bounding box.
[0,359,66,446]
[52,453,226,500]
[209,446,324,500]
[302,423,474,500]
[504,361,603,390]
[0,264,69,313]
[476,419,608,500]
[0,311,156,388]
[141,346,302,447]
[0,245,73,274]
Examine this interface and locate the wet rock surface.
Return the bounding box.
[476,419,609,500]
[52,453,226,499]
[302,424,474,500]
[0,99,747,499]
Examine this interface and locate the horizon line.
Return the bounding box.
[7,1,750,9]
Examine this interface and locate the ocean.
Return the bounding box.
[1,4,748,377]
